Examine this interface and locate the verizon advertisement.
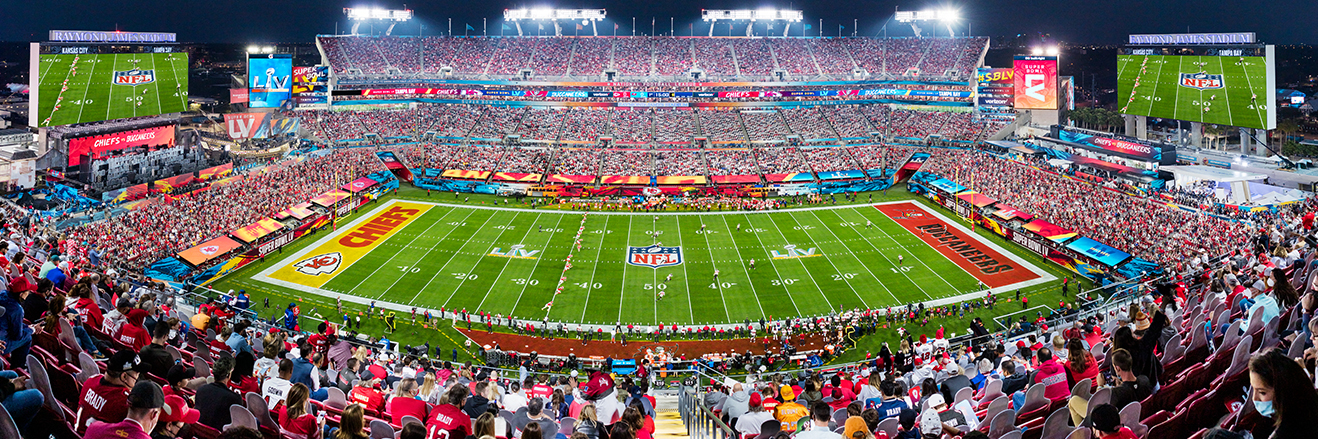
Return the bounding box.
[68,125,176,166]
[1013,56,1058,110]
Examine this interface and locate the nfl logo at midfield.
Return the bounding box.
[627,245,683,268]
[112,69,156,85]
[1179,73,1224,90]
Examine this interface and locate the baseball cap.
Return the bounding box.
[109,351,150,373]
[583,371,614,399]
[116,298,132,309]
[761,397,779,410]
[160,394,200,423]
[925,393,946,409]
[898,409,917,429]
[166,364,196,385]
[1082,403,1122,433]
[779,385,795,401]
[128,381,165,409]
[919,409,943,435]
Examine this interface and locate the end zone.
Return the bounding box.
[878,201,1054,295]
[258,200,433,289]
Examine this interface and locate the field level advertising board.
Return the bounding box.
[1116,48,1276,130]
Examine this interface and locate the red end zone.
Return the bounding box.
[878,202,1041,288]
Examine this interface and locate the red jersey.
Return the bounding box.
[279,411,319,439]
[209,339,231,358]
[349,386,386,414]
[390,397,429,425]
[77,375,129,431]
[116,324,150,352]
[425,403,472,439]
[531,384,553,401]
[307,333,328,354]
[74,298,104,331]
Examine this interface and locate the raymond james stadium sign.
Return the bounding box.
[1128,33,1255,45]
[49,30,176,43]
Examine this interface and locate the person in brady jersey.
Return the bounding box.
[77,351,150,432]
[426,385,472,439]
[84,381,165,439]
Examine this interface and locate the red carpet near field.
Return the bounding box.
[457,327,831,360]
[877,202,1041,288]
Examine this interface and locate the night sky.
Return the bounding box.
[4,1,1316,44]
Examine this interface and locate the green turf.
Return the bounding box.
[209,187,1087,364]
[255,197,1040,327]
[36,52,189,127]
[1116,54,1271,130]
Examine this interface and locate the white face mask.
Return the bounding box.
[169,330,178,340]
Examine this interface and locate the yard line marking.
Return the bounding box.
[711,216,756,320]
[669,215,696,323]
[573,215,612,322]
[474,212,544,311]
[363,207,473,299]
[751,212,836,311]
[729,214,806,316]
[506,214,566,315]
[327,207,459,297]
[833,208,936,299]
[615,215,634,323]
[803,210,887,308]
[424,210,512,306]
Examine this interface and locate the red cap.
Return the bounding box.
[584,371,614,399]
[1016,340,1027,348]
[160,395,200,424]
[749,393,762,407]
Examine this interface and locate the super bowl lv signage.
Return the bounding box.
[1013,56,1058,110]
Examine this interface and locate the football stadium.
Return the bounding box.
[0,5,1313,439]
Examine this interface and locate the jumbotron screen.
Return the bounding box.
[1117,53,1275,130]
[34,52,189,127]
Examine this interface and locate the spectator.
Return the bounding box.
[335,404,371,439]
[1246,348,1318,438]
[0,286,32,368]
[0,364,41,428]
[523,422,545,439]
[866,378,907,420]
[77,351,149,430]
[842,416,872,439]
[399,422,426,439]
[426,384,472,439]
[620,407,648,439]
[137,321,174,379]
[280,383,323,439]
[795,402,841,439]
[1064,338,1099,388]
[939,366,972,404]
[263,359,295,408]
[575,404,604,439]
[1111,308,1168,386]
[923,394,966,428]
[1082,404,1138,439]
[389,378,428,425]
[774,385,808,431]
[970,359,997,391]
[517,398,558,438]
[84,381,165,439]
[154,394,199,439]
[464,381,494,418]
[195,355,244,430]
[999,360,1027,396]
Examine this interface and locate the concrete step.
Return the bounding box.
[653,395,688,439]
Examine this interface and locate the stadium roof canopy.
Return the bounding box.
[1160,165,1267,184]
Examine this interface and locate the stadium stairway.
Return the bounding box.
[653,395,690,439]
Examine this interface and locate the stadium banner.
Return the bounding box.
[970,211,1014,239]
[441,169,492,180]
[1064,237,1132,267]
[309,190,352,207]
[710,175,760,184]
[1117,257,1163,278]
[491,172,543,182]
[266,201,434,288]
[197,163,233,180]
[341,176,379,193]
[375,151,414,182]
[926,178,967,194]
[230,88,249,104]
[655,176,707,185]
[599,175,651,185]
[68,125,176,166]
[764,173,816,183]
[816,170,867,181]
[976,68,1014,85]
[991,204,1034,221]
[1013,56,1058,110]
[269,118,300,136]
[112,183,149,203]
[292,66,328,95]
[955,191,998,208]
[1055,129,1162,162]
[225,113,270,140]
[1022,219,1077,242]
[545,174,596,184]
[153,173,195,192]
[1044,249,1106,279]
[248,54,293,108]
[177,235,243,266]
[232,218,286,243]
[274,202,317,220]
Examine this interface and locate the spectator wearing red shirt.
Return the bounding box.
[350,377,387,415]
[77,351,149,432]
[208,332,232,359]
[72,285,104,331]
[83,381,164,439]
[389,378,429,426]
[281,383,323,439]
[1063,339,1099,389]
[115,309,151,352]
[531,377,553,402]
[426,386,472,439]
[1033,347,1070,402]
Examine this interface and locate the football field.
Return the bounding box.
[36,52,190,127]
[1116,54,1272,130]
[253,199,1052,326]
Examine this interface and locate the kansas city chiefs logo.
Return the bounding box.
[1179,72,1223,90]
[113,69,156,85]
[199,245,221,255]
[294,252,342,276]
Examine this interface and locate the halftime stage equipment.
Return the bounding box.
[504,9,606,37]
[344,7,413,35]
[701,9,802,37]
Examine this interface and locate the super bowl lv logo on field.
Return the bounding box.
[112,69,155,85]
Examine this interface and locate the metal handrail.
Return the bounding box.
[679,385,739,439]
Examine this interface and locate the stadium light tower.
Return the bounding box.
[344,7,413,35]
[504,9,606,36]
[702,9,802,37]
[894,8,960,37]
